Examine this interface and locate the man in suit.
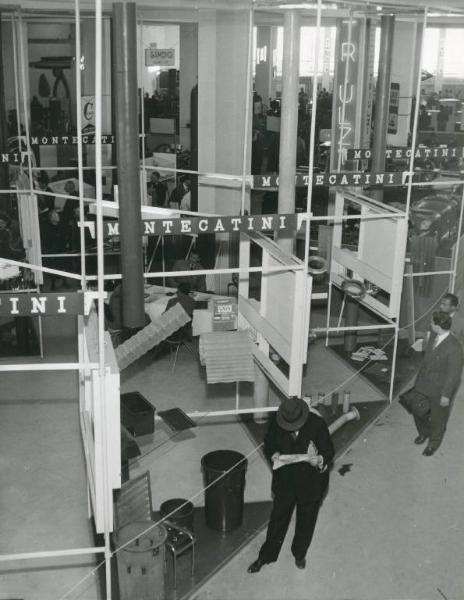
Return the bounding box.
[439,292,464,349]
[247,397,334,573]
[401,311,463,456]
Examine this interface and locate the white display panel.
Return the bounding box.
[238,232,311,397]
[331,191,408,320]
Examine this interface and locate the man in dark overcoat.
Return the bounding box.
[248,396,334,573]
[400,311,463,456]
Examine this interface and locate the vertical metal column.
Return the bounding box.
[371,15,395,203]
[277,9,300,254]
[112,3,145,328]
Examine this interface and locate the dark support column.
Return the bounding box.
[277,9,300,253]
[0,15,10,202]
[112,3,145,328]
[371,15,395,203]
[344,297,359,352]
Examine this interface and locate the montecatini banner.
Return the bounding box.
[347,146,464,160]
[103,214,299,237]
[252,171,406,189]
[0,292,84,317]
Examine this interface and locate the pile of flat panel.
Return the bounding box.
[199,330,254,384]
[115,303,190,370]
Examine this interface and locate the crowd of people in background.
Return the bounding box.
[251,88,333,175]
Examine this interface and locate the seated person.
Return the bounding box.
[40,210,71,290]
[167,252,207,293]
[147,171,168,208]
[169,176,191,210]
[164,282,195,318]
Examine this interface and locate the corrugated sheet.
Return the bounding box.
[115,303,190,370]
[199,330,255,383]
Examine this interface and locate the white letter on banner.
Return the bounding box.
[107,222,119,236]
[214,219,225,232]
[231,218,241,231]
[340,175,348,185]
[31,297,47,314]
[31,137,39,145]
[329,174,336,185]
[9,297,19,314]
[354,150,362,159]
[144,221,155,235]
[181,220,192,233]
[315,174,324,185]
[261,217,273,230]
[198,219,208,232]
[52,137,58,145]
[279,215,287,230]
[375,173,384,184]
[57,296,66,313]
[162,220,173,234]
[1,154,8,163]
[261,176,271,187]
[338,84,353,104]
[341,42,356,62]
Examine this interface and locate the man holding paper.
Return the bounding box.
[248,396,334,573]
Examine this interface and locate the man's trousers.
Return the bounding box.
[258,489,320,563]
[413,394,451,450]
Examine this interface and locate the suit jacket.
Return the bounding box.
[264,411,334,501]
[414,332,463,399]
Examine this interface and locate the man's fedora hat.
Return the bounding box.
[276,396,309,431]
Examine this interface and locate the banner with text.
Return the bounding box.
[346,146,464,161]
[252,171,406,189]
[0,292,84,317]
[103,214,298,237]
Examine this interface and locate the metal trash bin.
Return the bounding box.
[201,450,248,532]
[114,520,167,600]
[160,498,194,532]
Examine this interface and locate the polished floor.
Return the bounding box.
[1,315,463,600]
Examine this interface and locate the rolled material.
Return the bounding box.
[328,407,360,435]
[307,255,328,276]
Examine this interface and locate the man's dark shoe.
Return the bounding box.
[414,435,428,445]
[295,558,306,569]
[247,559,265,573]
[423,446,437,456]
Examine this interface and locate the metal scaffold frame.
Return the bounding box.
[1,3,464,599]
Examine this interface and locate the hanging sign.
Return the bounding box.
[29,135,115,146]
[81,95,95,132]
[331,18,363,170]
[145,48,175,67]
[346,146,464,160]
[0,292,84,317]
[252,171,404,189]
[103,213,298,237]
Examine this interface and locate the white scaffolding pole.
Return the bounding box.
[75,0,87,290]
[94,0,112,596]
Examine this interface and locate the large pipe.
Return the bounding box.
[112,3,145,328]
[328,407,360,435]
[371,15,395,203]
[276,9,300,254]
[344,296,360,352]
